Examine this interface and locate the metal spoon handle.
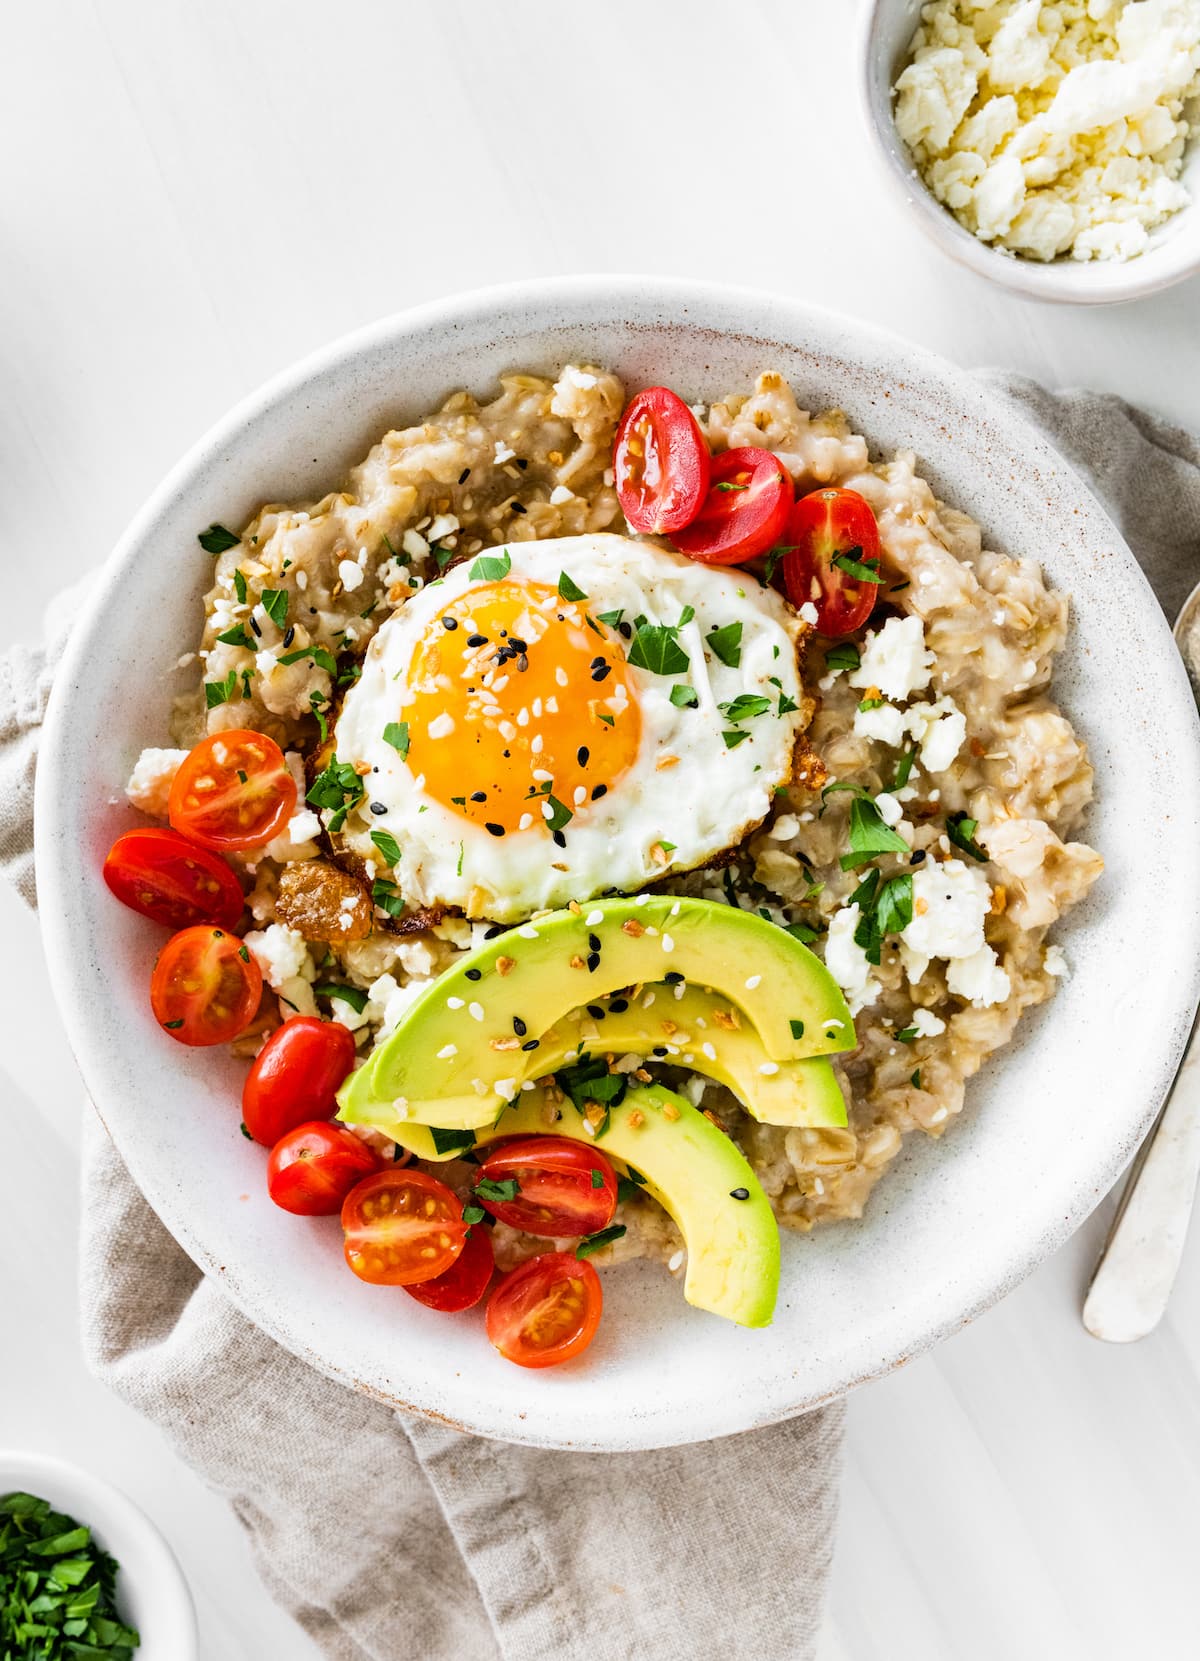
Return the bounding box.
[1083,1020,1200,1341]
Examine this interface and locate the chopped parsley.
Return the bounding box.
[840,796,911,870]
[232,568,249,605]
[383,720,410,760]
[469,548,511,582]
[576,1224,627,1258]
[462,1203,486,1226]
[597,608,624,627]
[307,755,365,832]
[261,588,288,628]
[832,547,884,584]
[761,543,794,586]
[430,1126,476,1156]
[627,621,690,676]
[718,692,772,723]
[558,571,587,602]
[911,1069,922,1089]
[849,868,914,965]
[278,644,338,675]
[314,982,369,1013]
[895,1026,919,1044]
[891,747,916,791]
[789,1019,806,1039]
[199,522,239,554]
[669,684,699,709]
[432,544,456,573]
[544,795,573,834]
[590,1169,606,1189]
[706,621,743,668]
[677,604,696,628]
[216,624,254,648]
[371,878,405,918]
[558,1054,627,1127]
[947,812,988,862]
[823,641,861,675]
[715,481,750,493]
[474,1176,519,1204]
[370,828,402,866]
[722,729,750,749]
[309,691,329,743]
[204,669,240,708]
[0,1489,142,1657]
[858,697,885,712]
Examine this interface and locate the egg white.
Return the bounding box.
[332,534,806,922]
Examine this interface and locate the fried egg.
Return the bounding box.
[332,534,807,922]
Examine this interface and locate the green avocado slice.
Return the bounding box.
[339,980,848,1132]
[359,1082,781,1328]
[361,894,854,1111]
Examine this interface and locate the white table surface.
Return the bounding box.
[4,3,1200,1657]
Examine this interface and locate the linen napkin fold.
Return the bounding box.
[5,375,1199,1661]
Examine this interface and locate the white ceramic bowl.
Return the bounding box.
[859,0,1200,305]
[0,1450,197,1658]
[35,277,1200,1450]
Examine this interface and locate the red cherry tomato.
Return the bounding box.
[267,1121,383,1216]
[103,826,244,930]
[476,1138,617,1238]
[404,1224,495,1312]
[168,729,297,851]
[341,1168,468,1287]
[781,487,883,637]
[150,925,263,1046]
[242,1016,358,1147]
[485,1251,603,1369]
[614,387,710,534]
[670,447,794,566]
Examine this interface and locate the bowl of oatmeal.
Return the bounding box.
[861,0,1200,303]
[35,277,1200,1448]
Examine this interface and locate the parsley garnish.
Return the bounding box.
[722,730,750,749]
[0,1490,142,1657]
[677,604,696,628]
[370,828,402,865]
[669,685,699,709]
[278,644,338,675]
[199,523,239,554]
[891,747,916,790]
[475,1176,519,1204]
[895,1025,919,1044]
[616,1177,641,1204]
[309,691,329,743]
[911,1069,922,1089]
[627,622,690,676]
[706,621,743,667]
[307,755,366,832]
[314,982,368,1013]
[858,697,885,712]
[832,548,884,584]
[469,549,511,581]
[216,624,254,648]
[261,588,288,628]
[789,1018,806,1039]
[544,795,573,834]
[715,481,750,492]
[558,1055,627,1126]
[371,878,404,917]
[204,670,240,708]
[558,571,587,602]
[233,568,248,605]
[784,920,819,943]
[823,641,861,675]
[431,1126,476,1155]
[762,544,793,586]
[432,544,456,573]
[597,608,624,627]
[947,812,988,862]
[576,1224,627,1258]
[383,720,410,760]
[462,1203,486,1225]
[718,693,772,723]
[590,1168,605,1189]
[839,797,911,870]
[849,868,914,965]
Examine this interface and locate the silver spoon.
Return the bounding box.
[1082,583,1200,1341]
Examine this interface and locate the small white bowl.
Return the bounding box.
[859,0,1200,304]
[0,1451,198,1660]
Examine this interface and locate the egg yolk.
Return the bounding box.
[402,580,642,836]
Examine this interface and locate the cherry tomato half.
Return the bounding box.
[103,826,244,930]
[404,1223,495,1312]
[476,1138,617,1238]
[670,447,794,566]
[242,1016,358,1147]
[150,925,263,1046]
[614,387,710,535]
[485,1252,603,1369]
[168,729,297,852]
[341,1168,467,1287]
[267,1121,383,1216]
[781,487,883,637]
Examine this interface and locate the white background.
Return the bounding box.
[3,2,1200,1657]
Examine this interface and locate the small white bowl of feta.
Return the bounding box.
[860,0,1200,304]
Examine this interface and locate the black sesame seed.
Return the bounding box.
[618,621,633,640]
[458,467,471,484]
[511,501,527,515]
[508,638,527,653]
[664,970,684,984]
[369,802,388,816]
[467,634,487,648]
[517,653,529,673]
[590,656,605,669]
[730,1187,750,1202]
[250,616,263,637]
[608,998,628,1013]
[591,664,611,682]
[577,746,590,767]
[442,616,459,631]
[485,822,505,837]
[586,952,600,972]
[516,457,528,470]
[283,625,296,648]
[591,784,608,801]
[552,829,566,848]
[513,1016,527,1036]
[465,967,483,981]
[586,1004,605,1019]
[652,1045,668,1057]
[521,1038,539,1051]
[470,791,487,803]
[588,933,601,952]
[910,850,927,864]
[484,925,505,939]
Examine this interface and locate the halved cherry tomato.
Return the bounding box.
[342,1168,467,1287]
[614,387,710,534]
[103,826,244,930]
[670,447,793,566]
[476,1138,617,1238]
[781,487,883,637]
[404,1223,495,1312]
[242,1016,358,1147]
[485,1251,602,1369]
[168,729,297,851]
[267,1121,383,1216]
[150,924,263,1046]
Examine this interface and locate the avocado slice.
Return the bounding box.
[339,980,848,1132]
[361,1082,781,1328]
[360,895,854,1112]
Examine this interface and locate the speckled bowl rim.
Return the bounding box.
[34,276,1200,1449]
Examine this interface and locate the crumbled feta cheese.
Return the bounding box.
[402,528,429,561]
[874,792,903,828]
[902,859,991,962]
[1043,944,1070,977]
[549,485,574,506]
[769,814,800,840]
[427,514,459,543]
[798,602,819,626]
[854,701,909,747]
[682,1075,707,1107]
[946,944,1012,1008]
[125,748,187,818]
[337,559,365,592]
[909,696,967,774]
[493,439,517,465]
[245,924,311,989]
[849,615,933,702]
[824,906,881,1015]
[910,1007,947,1038]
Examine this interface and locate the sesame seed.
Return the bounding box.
[664,970,684,984]
[555,666,569,687]
[591,784,607,801]
[518,924,539,940]
[552,830,566,848]
[513,1017,527,1036]
[591,663,611,682]
[521,1039,539,1051]
[483,924,504,939]
[458,468,471,484]
[468,1002,485,1021]
[442,616,459,631]
[437,1043,457,1059]
[447,996,464,1009]
[467,633,487,647]
[370,801,388,815]
[587,952,600,972]
[745,974,762,990]
[519,813,533,830]
[586,1004,606,1019]
[573,787,586,806]
[465,968,482,981]
[668,1250,685,1271]
[585,909,604,925]
[674,983,685,1000]
[609,998,628,1013]
[588,933,601,952]
[652,1045,668,1057]
[662,934,675,953]
[577,746,589,766]
[470,790,487,802]
[758,1062,780,1076]
[702,1042,717,1060]
[485,822,505,837]
[511,501,526,515]
[729,1188,750,1201]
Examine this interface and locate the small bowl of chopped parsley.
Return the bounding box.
[0,1452,197,1660]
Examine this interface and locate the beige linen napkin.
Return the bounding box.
[4,378,1199,1661]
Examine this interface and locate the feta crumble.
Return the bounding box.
[849,615,934,702]
[125,748,187,818]
[825,905,881,1015]
[244,923,311,989]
